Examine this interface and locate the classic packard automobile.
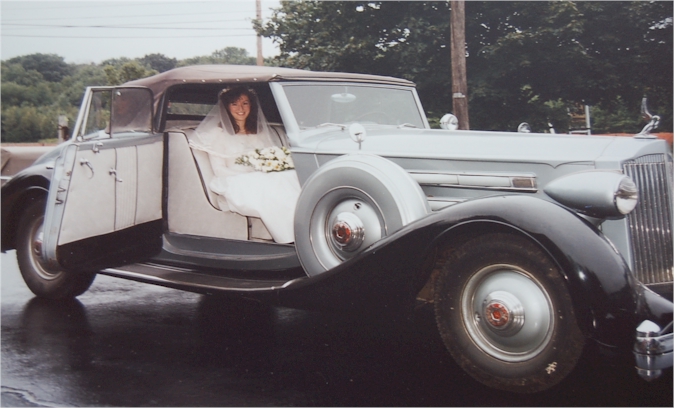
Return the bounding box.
[1,65,672,393]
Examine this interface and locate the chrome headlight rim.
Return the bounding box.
[544,170,640,220]
[615,176,639,215]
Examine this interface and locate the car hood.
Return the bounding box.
[296,127,662,168]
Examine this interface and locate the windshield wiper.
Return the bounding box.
[397,123,418,129]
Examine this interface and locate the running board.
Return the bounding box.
[100,262,302,293]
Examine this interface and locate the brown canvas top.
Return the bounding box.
[125,65,414,103]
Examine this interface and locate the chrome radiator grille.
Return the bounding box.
[623,154,673,285]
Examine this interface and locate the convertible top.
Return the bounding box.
[126,65,415,106]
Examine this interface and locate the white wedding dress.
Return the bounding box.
[193,91,301,244]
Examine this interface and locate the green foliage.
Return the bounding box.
[260,1,673,132]
[468,1,673,131]
[6,53,72,82]
[1,47,257,143]
[139,53,177,73]
[259,1,453,115]
[2,106,58,143]
[2,63,46,86]
[590,98,647,134]
[104,61,158,86]
[178,47,257,66]
[1,58,108,142]
[3,4,672,144]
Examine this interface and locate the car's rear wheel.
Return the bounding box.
[16,197,96,299]
[433,232,585,393]
[294,154,430,276]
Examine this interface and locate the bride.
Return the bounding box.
[193,87,301,244]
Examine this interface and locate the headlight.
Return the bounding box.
[615,177,638,215]
[544,171,639,219]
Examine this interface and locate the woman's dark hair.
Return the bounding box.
[220,86,259,134]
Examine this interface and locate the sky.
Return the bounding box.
[1,0,281,64]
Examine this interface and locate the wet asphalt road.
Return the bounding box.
[1,250,672,407]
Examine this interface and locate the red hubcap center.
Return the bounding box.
[333,222,352,245]
[485,302,510,327]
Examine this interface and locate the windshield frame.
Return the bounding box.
[270,81,429,144]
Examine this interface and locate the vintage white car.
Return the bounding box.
[2,65,672,393]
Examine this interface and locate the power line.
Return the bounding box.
[2,23,255,31]
[2,1,230,11]
[79,18,255,27]
[1,18,256,28]
[2,10,258,23]
[2,33,255,39]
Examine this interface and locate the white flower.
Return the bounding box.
[235,146,294,173]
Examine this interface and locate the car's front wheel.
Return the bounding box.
[433,232,585,393]
[16,197,96,299]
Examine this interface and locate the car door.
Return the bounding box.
[42,86,164,271]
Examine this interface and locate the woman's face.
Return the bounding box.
[227,94,251,124]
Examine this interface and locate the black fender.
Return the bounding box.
[278,194,647,350]
[1,167,52,252]
[1,144,64,252]
[423,195,639,350]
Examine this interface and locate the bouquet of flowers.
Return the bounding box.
[235,146,295,173]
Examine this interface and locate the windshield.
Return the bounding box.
[281,83,426,129]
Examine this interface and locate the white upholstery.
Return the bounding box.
[166,131,274,241]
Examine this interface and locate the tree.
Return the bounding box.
[178,47,257,66]
[1,106,58,143]
[139,53,177,73]
[104,61,158,86]
[0,47,259,143]
[1,62,46,87]
[468,1,673,131]
[259,1,454,118]
[259,1,673,132]
[7,53,72,82]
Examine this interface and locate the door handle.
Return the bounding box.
[109,168,123,182]
[79,158,94,178]
[92,142,103,153]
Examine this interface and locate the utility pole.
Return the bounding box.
[256,0,264,66]
[450,0,469,129]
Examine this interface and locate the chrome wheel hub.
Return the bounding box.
[330,212,365,251]
[462,265,554,362]
[321,193,384,263]
[482,291,525,336]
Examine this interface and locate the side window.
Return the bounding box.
[111,88,153,135]
[80,87,153,139]
[82,90,111,138]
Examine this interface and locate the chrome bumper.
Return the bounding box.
[634,320,674,380]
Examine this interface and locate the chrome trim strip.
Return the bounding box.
[408,171,537,192]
